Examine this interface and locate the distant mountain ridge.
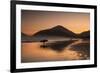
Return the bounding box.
[21,33,33,42]
[21,25,90,42]
[78,31,90,38]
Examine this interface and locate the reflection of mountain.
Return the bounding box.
[40,40,76,52]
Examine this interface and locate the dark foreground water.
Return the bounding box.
[21,39,90,63]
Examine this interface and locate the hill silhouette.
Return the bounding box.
[78,31,90,38]
[33,25,77,38]
[21,33,33,42]
[21,25,90,42]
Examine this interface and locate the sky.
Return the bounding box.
[21,10,90,36]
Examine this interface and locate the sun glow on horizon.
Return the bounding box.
[21,10,90,36]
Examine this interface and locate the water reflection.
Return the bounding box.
[21,39,90,63]
[40,40,76,52]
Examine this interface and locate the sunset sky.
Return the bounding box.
[21,10,90,36]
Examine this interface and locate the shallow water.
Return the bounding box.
[21,39,90,63]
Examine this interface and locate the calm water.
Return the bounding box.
[21,39,90,63]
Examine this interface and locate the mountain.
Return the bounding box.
[78,31,90,38]
[21,33,32,42]
[33,25,77,39]
[21,26,90,42]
